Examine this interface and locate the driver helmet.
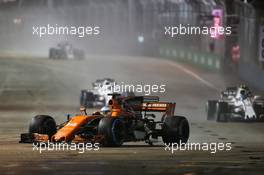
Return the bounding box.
[100,106,110,114]
[239,84,250,99]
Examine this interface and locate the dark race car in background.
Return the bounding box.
[49,42,85,60]
[206,85,264,122]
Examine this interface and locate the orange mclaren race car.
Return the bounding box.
[20,94,189,146]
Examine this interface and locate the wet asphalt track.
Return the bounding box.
[0,55,264,175]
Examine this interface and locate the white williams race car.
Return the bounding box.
[80,78,115,108]
[206,85,264,122]
[80,78,135,108]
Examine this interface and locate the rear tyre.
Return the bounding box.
[216,102,229,122]
[254,104,264,122]
[29,115,57,138]
[98,117,125,147]
[80,91,95,108]
[206,100,217,120]
[49,48,56,59]
[162,116,189,144]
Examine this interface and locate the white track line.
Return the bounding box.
[166,60,220,91]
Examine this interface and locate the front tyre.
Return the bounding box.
[162,116,189,144]
[98,117,125,147]
[29,115,57,138]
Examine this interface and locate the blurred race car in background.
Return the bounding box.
[80,78,135,108]
[80,78,115,108]
[206,85,264,122]
[20,94,190,146]
[49,42,85,60]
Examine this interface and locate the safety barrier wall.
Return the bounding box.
[235,0,264,90]
[158,45,221,71]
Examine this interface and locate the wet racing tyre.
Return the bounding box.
[162,116,189,144]
[29,115,57,138]
[98,117,125,147]
[206,100,217,120]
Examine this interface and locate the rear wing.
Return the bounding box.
[141,96,174,112]
[141,102,176,116]
[125,96,175,115]
[109,95,176,116]
[221,87,237,97]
